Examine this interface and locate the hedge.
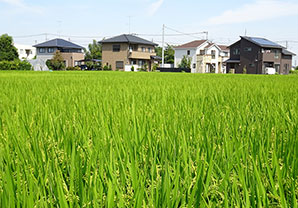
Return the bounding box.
[0,60,32,71]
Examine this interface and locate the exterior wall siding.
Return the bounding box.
[102,43,129,71]
[61,53,84,67]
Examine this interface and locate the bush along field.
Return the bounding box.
[0,71,297,207]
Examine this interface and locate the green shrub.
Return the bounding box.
[0,60,32,70]
[290,70,298,75]
[131,66,135,72]
[18,61,32,71]
[152,63,158,72]
[103,65,110,71]
[66,66,81,71]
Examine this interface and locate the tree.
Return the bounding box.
[84,40,102,60]
[178,55,191,69]
[46,50,65,70]
[84,40,102,70]
[155,44,175,64]
[0,34,19,61]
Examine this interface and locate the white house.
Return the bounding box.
[174,40,229,73]
[14,44,36,60]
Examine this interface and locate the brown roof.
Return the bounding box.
[204,43,214,49]
[175,40,207,49]
[218,45,229,51]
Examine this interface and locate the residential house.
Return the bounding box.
[33,38,84,68]
[14,44,36,60]
[99,34,159,71]
[226,36,296,75]
[174,40,229,73]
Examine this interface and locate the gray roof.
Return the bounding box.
[282,49,296,56]
[33,38,84,49]
[99,34,158,46]
[241,36,283,48]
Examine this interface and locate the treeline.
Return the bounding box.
[0,34,32,70]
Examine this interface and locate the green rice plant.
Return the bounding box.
[0,71,297,207]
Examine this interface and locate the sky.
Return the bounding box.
[0,0,298,65]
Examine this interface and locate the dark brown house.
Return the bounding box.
[226,36,295,75]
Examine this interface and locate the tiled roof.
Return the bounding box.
[218,45,229,51]
[33,38,84,49]
[204,43,214,49]
[175,40,207,49]
[282,49,296,56]
[99,34,158,46]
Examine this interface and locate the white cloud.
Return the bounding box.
[205,0,298,25]
[0,0,43,14]
[147,0,164,16]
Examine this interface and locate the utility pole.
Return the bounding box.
[162,24,165,67]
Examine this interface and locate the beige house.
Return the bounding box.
[174,40,229,73]
[33,38,84,69]
[100,34,160,71]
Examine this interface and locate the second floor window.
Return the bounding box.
[113,45,120,52]
[233,48,240,55]
[148,48,152,53]
[48,48,54,53]
[275,50,279,59]
[39,48,46,53]
[211,50,216,59]
[244,47,252,52]
[141,47,146,52]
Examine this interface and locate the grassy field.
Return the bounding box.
[0,71,297,207]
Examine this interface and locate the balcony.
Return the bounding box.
[128,51,156,60]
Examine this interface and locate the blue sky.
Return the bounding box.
[0,0,298,65]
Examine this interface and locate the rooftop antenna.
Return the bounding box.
[245,29,247,36]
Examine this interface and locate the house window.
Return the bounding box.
[113,45,120,52]
[249,63,255,67]
[187,50,190,55]
[284,64,289,71]
[244,47,252,52]
[148,48,152,53]
[274,50,279,59]
[138,60,144,66]
[233,48,240,55]
[116,61,124,69]
[48,48,54,53]
[131,60,137,65]
[211,50,216,59]
[193,63,196,69]
[200,50,205,55]
[39,48,46,53]
[141,47,146,52]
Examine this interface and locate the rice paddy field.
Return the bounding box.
[0,71,297,207]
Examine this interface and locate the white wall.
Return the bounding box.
[14,44,36,60]
[174,48,197,73]
[205,45,220,73]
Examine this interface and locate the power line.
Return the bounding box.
[164,25,208,40]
